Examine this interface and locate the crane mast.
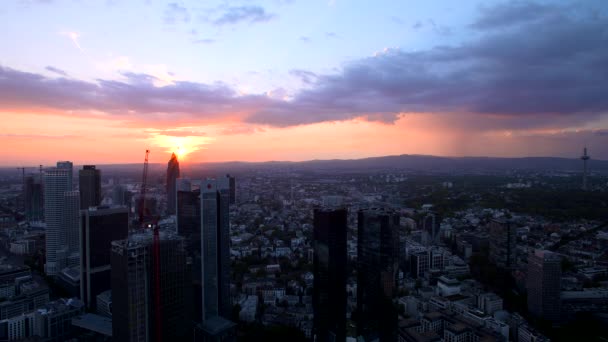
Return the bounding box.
[137,149,162,341]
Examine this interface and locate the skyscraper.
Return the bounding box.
[24,174,43,222]
[527,250,561,323]
[111,230,192,342]
[44,165,73,276]
[226,174,236,205]
[176,179,200,237]
[166,153,180,215]
[80,206,129,309]
[488,219,517,269]
[64,190,81,267]
[56,161,73,189]
[79,165,101,210]
[313,208,347,342]
[198,178,235,340]
[357,208,400,342]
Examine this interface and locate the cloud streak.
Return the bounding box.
[212,5,275,26]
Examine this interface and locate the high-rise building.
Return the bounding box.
[421,213,441,245]
[111,230,192,342]
[44,165,75,276]
[226,174,236,205]
[24,174,43,222]
[198,178,235,341]
[166,153,180,215]
[64,190,81,267]
[176,179,201,239]
[313,208,347,342]
[79,165,101,210]
[488,219,517,269]
[56,161,73,188]
[80,206,129,309]
[527,250,561,323]
[357,208,400,342]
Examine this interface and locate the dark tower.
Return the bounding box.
[80,206,129,310]
[226,174,236,205]
[24,174,44,221]
[313,208,347,342]
[166,153,180,214]
[581,147,590,191]
[527,250,561,323]
[79,165,101,210]
[198,178,236,340]
[357,208,400,342]
[111,230,192,342]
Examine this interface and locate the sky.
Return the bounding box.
[1,0,608,166]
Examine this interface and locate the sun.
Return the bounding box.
[175,146,188,159]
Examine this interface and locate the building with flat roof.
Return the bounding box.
[527,250,561,323]
[80,206,129,310]
[313,208,347,342]
[111,229,192,342]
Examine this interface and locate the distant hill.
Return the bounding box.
[189,154,607,173]
[3,154,604,174]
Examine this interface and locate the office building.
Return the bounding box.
[79,165,101,210]
[357,208,400,342]
[226,174,236,205]
[199,178,235,341]
[166,153,180,215]
[410,251,429,278]
[313,208,347,342]
[56,161,73,189]
[44,164,77,276]
[527,250,561,323]
[488,219,517,269]
[176,179,201,241]
[24,174,43,222]
[111,230,192,342]
[80,206,129,309]
[65,191,80,264]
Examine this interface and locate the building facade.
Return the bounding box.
[527,250,561,323]
[80,206,129,310]
[79,165,101,210]
[44,164,76,276]
[313,208,347,342]
[357,208,400,341]
[111,230,192,342]
[488,219,517,269]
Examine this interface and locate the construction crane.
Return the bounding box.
[137,149,162,341]
[138,150,150,226]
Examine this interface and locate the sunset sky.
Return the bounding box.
[1,0,608,166]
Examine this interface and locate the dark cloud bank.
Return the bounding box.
[1,1,607,130]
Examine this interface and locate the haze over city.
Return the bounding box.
[2,0,608,166]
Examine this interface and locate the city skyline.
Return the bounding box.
[2,0,608,165]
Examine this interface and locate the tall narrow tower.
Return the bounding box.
[166,153,180,215]
[581,147,590,191]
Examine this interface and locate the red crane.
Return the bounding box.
[138,149,162,341]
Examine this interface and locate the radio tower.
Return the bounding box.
[581,147,590,191]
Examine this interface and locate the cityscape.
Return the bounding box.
[1,0,608,341]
